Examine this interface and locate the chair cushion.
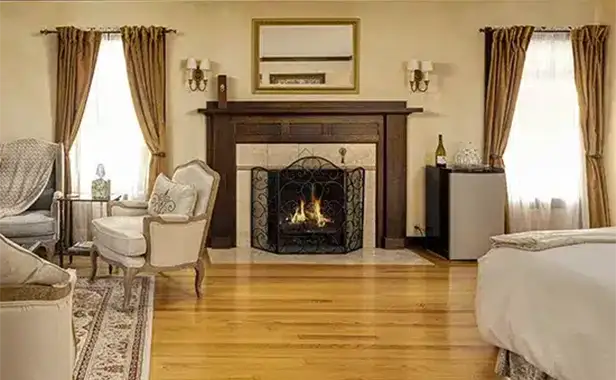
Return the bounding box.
[91,216,146,257]
[0,211,55,238]
[148,173,197,216]
[94,241,146,268]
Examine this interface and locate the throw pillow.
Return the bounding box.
[148,173,197,216]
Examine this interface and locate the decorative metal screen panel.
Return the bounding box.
[251,156,365,254]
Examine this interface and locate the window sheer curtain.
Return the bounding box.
[504,32,587,232]
[70,34,150,241]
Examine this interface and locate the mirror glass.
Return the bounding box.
[253,20,358,93]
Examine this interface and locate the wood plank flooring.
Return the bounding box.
[146,253,498,380]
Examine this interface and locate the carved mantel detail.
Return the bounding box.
[198,101,423,250]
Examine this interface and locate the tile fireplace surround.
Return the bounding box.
[236,143,377,248]
[199,101,423,250]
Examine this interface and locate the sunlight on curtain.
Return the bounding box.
[70,34,149,241]
[70,34,150,201]
[504,32,585,232]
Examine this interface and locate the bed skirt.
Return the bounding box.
[496,348,557,380]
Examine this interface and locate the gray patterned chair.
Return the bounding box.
[89,159,220,310]
[0,139,64,259]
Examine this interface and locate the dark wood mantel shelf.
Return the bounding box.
[198,101,423,116]
[200,100,422,250]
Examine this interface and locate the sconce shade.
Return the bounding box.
[407,59,420,71]
[421,60,434,72]
[186,58,197,70]
[199,59,211,71]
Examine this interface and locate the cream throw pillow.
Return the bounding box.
[148,174,197,216]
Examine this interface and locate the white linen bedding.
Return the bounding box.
[476,243,616,380]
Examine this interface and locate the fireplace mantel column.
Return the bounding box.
[382,113,408,249]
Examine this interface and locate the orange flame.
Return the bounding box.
[290,199,308,224]
[289,187,332,227]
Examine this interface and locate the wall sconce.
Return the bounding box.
[186,58,211,92]
[407,60,433,93]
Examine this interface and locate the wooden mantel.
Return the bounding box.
[199,101,422,116]
[198,101,423,250]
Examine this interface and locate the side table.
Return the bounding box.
[58,194,121,269]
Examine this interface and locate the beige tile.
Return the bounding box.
[236,170,252,247]
[267,144,299,167]
[299,144,344,165]
[363,170,376,248]
[297,143,376,168]
[344,144,377,167]
[236,144,268,168]
[297,146,315,159]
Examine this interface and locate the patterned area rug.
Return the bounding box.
[73,276,155,380]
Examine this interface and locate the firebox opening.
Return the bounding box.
[286,184,333,229]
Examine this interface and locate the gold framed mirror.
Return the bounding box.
[252,18,359,94]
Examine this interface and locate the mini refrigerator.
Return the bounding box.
[424,166,506,260]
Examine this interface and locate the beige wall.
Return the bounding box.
[0,0,600,235]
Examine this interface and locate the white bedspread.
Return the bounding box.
[476,243,616,380]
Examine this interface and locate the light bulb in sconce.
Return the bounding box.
[186,57,210,92]
[407,59,432,93]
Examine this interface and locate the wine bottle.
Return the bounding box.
[435,134,447,168]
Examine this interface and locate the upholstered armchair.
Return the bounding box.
[89,160,220,310]
[0,233,76,380]
[0,139,64,260]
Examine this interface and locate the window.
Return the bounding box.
[70,34,150,200]
[504,32,585,232]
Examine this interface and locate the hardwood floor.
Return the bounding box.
[147,252,498,380]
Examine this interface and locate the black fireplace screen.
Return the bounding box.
[251,156,365,254]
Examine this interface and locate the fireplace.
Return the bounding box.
[200,101,423,249]
[251,156,365,254]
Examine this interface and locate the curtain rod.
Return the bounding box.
[40,27,177,35]
[479,26,573,33]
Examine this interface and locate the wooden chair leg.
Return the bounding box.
[89,247,98,282]
[195,257,205,298]
[203,247,212,266]
[122,268,138,311]
[42,242,56,262]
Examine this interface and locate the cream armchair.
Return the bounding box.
[89,160,220,310]
[0,233,76,380]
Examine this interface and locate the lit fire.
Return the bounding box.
[289,188,332,228]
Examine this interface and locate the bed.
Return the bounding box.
[475,228,616,380]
